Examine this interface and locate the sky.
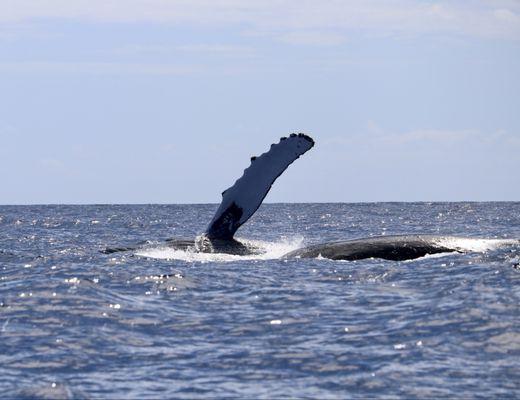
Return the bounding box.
[1,0,519,204]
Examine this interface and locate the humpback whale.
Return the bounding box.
[104,134,517,260]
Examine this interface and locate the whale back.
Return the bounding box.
[205,133,314,240]
[283,235,461,261]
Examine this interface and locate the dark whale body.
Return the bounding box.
[284,235,461,261]
[165,237,262,256]
[103,134,508,261]
[102,237,261,256]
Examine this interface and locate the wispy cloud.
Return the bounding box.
[278,31,346,46]
[381,128,520,148]
[40,158,65,170]
[116,43,255,57]
[325,124,520,150]
[176,44,256,56]
[383,128,477,144]
[0,61,202,75]
[1,1,519,41]
[0,123,16,136]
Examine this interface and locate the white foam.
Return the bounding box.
[135,237,305,263]
[434,237,518,253]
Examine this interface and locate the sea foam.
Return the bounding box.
[135,236,305,262]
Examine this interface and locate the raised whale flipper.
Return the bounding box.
[205,133,314,240]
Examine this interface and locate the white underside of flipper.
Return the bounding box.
[205,133,314,239]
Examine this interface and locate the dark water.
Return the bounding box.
[1,203,519,399]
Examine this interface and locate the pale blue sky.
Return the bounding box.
[1,1,519,204]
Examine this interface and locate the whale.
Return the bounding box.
[284,235,461,261]
[103,133,517,260]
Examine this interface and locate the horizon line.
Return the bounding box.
[1,200,518,207]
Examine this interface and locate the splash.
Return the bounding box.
[135,236,305,262]
[433,237,519,253]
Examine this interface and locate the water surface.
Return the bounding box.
[1,203,519,398]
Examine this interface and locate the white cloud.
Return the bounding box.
[1,1,519,41]
[0,0,260,24]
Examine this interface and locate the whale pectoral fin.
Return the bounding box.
[205,133,314,240]
[204,201,243,240]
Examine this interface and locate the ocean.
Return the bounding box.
[1,202,519,398]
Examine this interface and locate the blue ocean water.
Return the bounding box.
[0,203,519,399]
